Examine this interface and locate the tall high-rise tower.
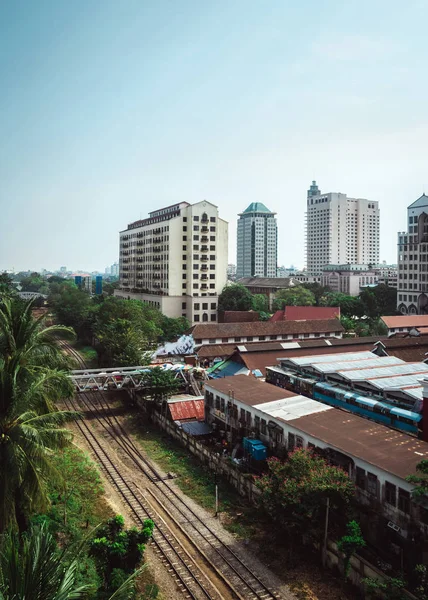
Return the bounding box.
[397,194,428,315]
[236,203,277,279]
[305,181,380,275]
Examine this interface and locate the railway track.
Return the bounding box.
[64,393,223,600]
[60,340,282,600]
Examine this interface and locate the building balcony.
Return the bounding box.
[200,265,208,271]
[201,255,208,262]
[201,246,208,252]
[201,236,209,243]
[201,226,209,233]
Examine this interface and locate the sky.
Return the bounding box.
[1,0,428,273]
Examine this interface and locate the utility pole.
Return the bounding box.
[214,471,219,518]
[322,497,330,567]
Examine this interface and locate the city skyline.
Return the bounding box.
[2,1,428,271]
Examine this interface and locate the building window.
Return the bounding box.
[193,284,198,289]
[183,245,187,251]
[182,302,186,309]
[194,235,199,241]
[210,274,215,279]
[235,337,241,342]
[182,284,187,290]
[210,217,216,222]
[261,419,267,434]
[183,217,187,222]
[210,255,215,260]
[194,225,199,231]
[356,467,366,490]
[210,314,216,321]
[183,235,187,241]
[367,472,378,496]
[288,432,295,450]
[193,215,199,221]
[209,284,215,289]
[193,264,199,269]
[398,488,410,514]
[194,315,200,322]
[385,482,396,506]
[211,303,217,309]
[183,226,187,231]
[194,303,200,310]
[221,337,228,343]
[259,336,266,341]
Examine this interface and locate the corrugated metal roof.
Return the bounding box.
[168,399,205,421]
[287,351,374,367]
[257,395,332,421]
[314,355,402,374]
[339,362,428,381]
[370,374,425,390]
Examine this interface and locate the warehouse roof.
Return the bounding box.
[191,319,344,340]
[205,375,296,406]
[285,409,428,480]
[270,306,340,322]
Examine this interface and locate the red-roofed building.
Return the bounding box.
[270,306,340,322]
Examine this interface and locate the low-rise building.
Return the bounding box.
[236,277,292,309]
[191,318,344,346]
[381,315,428,337]
[321,264,379,296]
[204,374,428,566]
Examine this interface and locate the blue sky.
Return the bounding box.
[1,0,427,272]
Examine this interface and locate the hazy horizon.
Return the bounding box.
[2,1,428,272]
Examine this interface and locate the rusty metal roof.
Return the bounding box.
[168,399,205,422]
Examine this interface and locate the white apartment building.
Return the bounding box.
[116,201,228,325]
[305,181,380,275]
[236,203,277,279]
[397,194,428,314]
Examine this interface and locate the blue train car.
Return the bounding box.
[313,382,421,435]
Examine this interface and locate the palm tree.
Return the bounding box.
[0,399,77,532]
[0,524,141,600]
[0,296,75,415]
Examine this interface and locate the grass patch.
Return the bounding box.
[127,415,263,540]
[76,343,98,367]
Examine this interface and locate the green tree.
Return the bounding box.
[141,367,179,402]
[360,284,398,319]
[337,520,366,577]
[321,292,364,318]
[0,298,77,532]
[0,403,76,532]
[407,459,428,497]
[48,282,94,341]
[0,274,15,298]
[158,316,190,342]
[0,297,75,412]
[301,283,331,306]
[255,449,355,537]
[218,284,253,312]
[90,515,154,595]
[252,294,269,314]
[0,523,142,600]
[96,319,151,367]
[272,286,315,311]
[363,576,406,599]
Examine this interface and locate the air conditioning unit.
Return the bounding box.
[387,521,401,533]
